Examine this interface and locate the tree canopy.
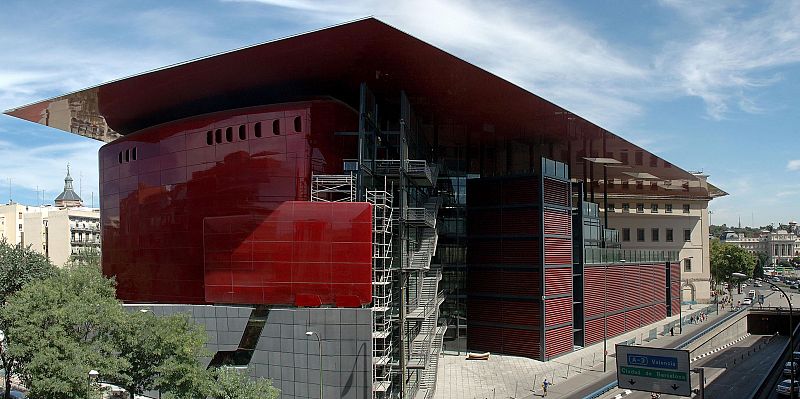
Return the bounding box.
[0,246,280,399]
[2,264,126,399]
[710,240,757,297]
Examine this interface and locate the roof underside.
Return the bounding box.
[3,17,725,199]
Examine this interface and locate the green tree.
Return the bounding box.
[67,246,101,268]
[758,253,770,270]
[753,259,765,279]
[0,239,56,303]
[2,264,127,399]
[207,367,280,399]
[0,240,56,399]
[710,240,756,298]
[110,310,211,398]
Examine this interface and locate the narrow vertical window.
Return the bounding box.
[225,127,233,142]
[118,152,123,164]
[207,131,213,145]
[293,116,301,133]
[215,129,222,143]
[239,125,246,140]
[254,122,262,138]
[272,119,280,135]
[124,149,129,162]
[132,147,137,161]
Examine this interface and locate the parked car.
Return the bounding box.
[777,379,800,396]
[0,390,25,398]
[774,286,782,291]
[784,362,799,376]
[742,298,753,306]
[793,351,800,362]
[754,282,763,287]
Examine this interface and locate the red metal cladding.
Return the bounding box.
[467,209,504,235]
[203,201,372,306]
[608,313,625,337]
[606,265,626,313]
[623,263,641,310]
[467,239,503,263]
[583,267,606,317]
[544,296,572,327]
[543,208,571,236]
[467,269,541,297]
[501,240,542,264]
[545,267,572,297]
[501,208,540,236]
[585,318,605,345]
[468,325,541,358]
[671,262,681,314]
[467,325,505,354]
[502,328,542,358]
[544,237,572,265]
[502,270,542,297]
[654,265,667,302]
[500,177,539,205]
[100,101,358,304]
[545,325,573,358]
[468,299,541,327]
[542,178,570,206]
[625,307,642,331]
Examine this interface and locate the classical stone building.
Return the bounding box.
[721,227,800,266]
[603,173,727,304]
[0,167,100,266]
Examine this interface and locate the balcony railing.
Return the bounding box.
[584,248,680,264]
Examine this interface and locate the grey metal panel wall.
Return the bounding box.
[125,304,373,399]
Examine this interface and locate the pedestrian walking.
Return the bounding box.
[670,327,674,336]
[542,378,551,397]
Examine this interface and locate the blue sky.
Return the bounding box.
[1,0,799,227]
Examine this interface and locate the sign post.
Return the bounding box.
[616,344,692,397]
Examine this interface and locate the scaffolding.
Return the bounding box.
[311,174,398,398]
[310,85,447,399]
[367,183,396,394]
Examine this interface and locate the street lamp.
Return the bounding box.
[603,258,626,373]
[87,369,99,399]
[0,329,8,399]
[306,331,323,399]
[736,272,794,398]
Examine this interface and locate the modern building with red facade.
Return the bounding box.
[6,18,716,399]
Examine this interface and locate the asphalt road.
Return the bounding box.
[567,306,748,399]
[605,334,784,399]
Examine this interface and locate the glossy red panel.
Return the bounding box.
[100,101,360,304]
[202,202,372,306]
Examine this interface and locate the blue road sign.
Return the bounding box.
[626,354,678,370]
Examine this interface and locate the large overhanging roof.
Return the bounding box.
[3,17,723,198]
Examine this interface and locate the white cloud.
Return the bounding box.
[0,138,102,205]
[228,0,651,129]
[788,160,800,171]
[659,1,800,119]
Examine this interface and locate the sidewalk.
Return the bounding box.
[434,292,749,399]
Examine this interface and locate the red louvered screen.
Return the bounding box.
[545,267,572,296]
[545,325,573,358]
[545,296,573,327]
[544,238,572,265]
[543,178,570,206]
[543,208,571,236]
[467,175,545,359]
